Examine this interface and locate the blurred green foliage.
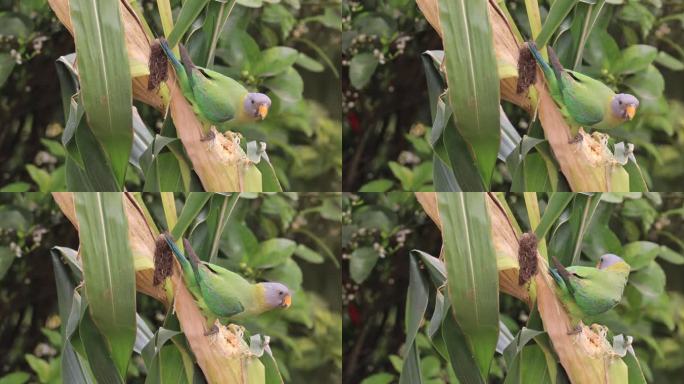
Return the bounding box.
[344,192,684,383]
[343,0,684,191]
[0,193,342,383]
[0,0,341,191]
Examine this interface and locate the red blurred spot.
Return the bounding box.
[348,301,362,326]
[347,111,361,134]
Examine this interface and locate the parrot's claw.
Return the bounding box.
[204,324,219,336]
[568,133,583,145]
[200,130,216,142]
[567,325,583,335]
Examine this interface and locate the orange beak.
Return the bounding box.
[625,104,636,120]
[281,294,291,309]
[257,104,269,120]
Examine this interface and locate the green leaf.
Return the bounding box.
[359,179,394,192]
[75,193,136,377]
[551,193,602,265]
[253,47,299,77]
[171,193,212,239]
[263,258,302,292]
[622,241,659,270]
[439,0,500,187]
[191,193,240,263]
[145,344,189,384]
[534,192,574,242]
[263,67,304,103]
[0,246,15,280]
[437,193,499,378]
[441,313,485,384]
[398,254,428,384]
[295,53,325,72]
[349,246,380,284]
[70,0,133,186]
[654,51,684,71]
[0,53,16,88]
[0,372,30,384]
[629,261,665,300]
[361,373,395,384]
[658,246,684,265]
[167,0,211,47]
[79,308,125,384]
[51,250,95,384]
[0,182,31,192]
[349,53,379,89]
[24,355,54,383]
[535,0,580,49]
[611,45,658,75]
[293,244,324,264]
[250,238,297,268]
[25,165,52,192]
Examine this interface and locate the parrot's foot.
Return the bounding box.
[568,133,583,144]
[567,324,583,335]
[204,324,219,336]
[200,130,216,142]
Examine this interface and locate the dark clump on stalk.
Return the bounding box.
[148,39,168,90]
[518,232,538,285]
[153,233,173,285]
[516,43,537,94]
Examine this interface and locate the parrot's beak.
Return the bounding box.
[257,104,269,120]
[625,104,636,120]
[281,294,291,309]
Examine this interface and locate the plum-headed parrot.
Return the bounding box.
[159,38,271,140]
[528,42,639,140]
[163,233,291,334]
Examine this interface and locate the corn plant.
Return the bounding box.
[36,192,342,383]
[40,0,340,192]
[345,192,684,383]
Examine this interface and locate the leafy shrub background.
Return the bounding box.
[0,192,342,383]
[343,192,684,383]
[342,0,684,191]
[0,0,341,192]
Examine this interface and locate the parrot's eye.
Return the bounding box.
[618,100,622,105]
[251,100,255,104]
[279,291,283,296]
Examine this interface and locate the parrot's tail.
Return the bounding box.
[158,38,185,76]
[162,232,192,270]
[527,42,557,84]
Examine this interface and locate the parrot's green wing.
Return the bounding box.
[189,67,239,123]
[559,71,610,127]
[564,265,626,316]
[196,263,246,318]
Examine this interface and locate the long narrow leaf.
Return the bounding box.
[79,308,125,384]
[437,193,499,378]
[75,193,136,377]
[441,313,486,384]
[398,255,428,384]
[535,0,580,49]
[70,0,133,186]
[534,193,575,242]
[171,193,212,238]
[51,250,96,384]
[438,0,500,187]
[167,0,211,47]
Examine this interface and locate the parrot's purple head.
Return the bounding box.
[598,254,625,270]
[244,93,272,120]
[611,93,639,121]
[260,282,292,309]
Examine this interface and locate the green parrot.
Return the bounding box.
[163,233,291,333]
[159,38,271,139]
[528,42,639,139]
[550,254,630,328]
